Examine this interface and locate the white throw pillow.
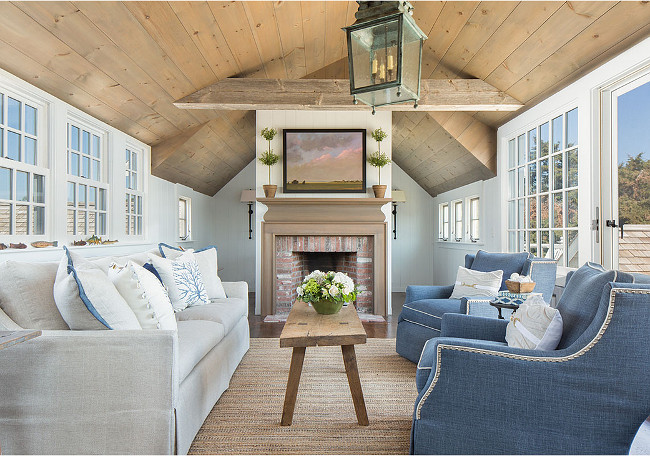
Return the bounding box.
[505,295,563,350]
[53,248,141,330]
[449,266,503,299]
[149,253,209,312]
[159,244,226,299]
[108,261,177,330]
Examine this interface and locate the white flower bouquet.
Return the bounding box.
[296,270,358,314]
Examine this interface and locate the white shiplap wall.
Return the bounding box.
[391,164,434,291]
[211,161,256,287]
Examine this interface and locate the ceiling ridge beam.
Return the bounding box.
[173,78,523,112]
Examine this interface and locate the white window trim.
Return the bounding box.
[178,196,192,242]
[452,199,463,242]
[468,195,480,243]
[124,144,145,239]
[66,116,109,239]
[438,202,449,241]
[0,84,50,242]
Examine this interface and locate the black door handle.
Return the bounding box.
[605,219,624,239]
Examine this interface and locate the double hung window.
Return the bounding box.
[0,90,47,236]
[453,201,463,241]
[125,147,143,236]
[66,121,108,236]
[469,197,480,242]
[438,203,449,241]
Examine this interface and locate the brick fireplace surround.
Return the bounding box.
[259,198,390,316]
[275,235,374,313]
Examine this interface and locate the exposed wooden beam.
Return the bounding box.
[174,78,523,112]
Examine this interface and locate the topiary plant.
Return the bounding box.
[367,151,391,185]
[368,128,390,185]
[259,128,280,185]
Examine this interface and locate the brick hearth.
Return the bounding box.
[275,235,374,313]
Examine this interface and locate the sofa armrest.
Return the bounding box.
[405,285,454,304]
[223,281,249,307]
[0,330,178,455]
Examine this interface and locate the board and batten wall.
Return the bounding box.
[254,110,393,315]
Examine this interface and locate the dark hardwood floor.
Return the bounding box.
[248,292,405,338]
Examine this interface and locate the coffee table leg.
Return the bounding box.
[341,344,369,426]
[281,346,306,426]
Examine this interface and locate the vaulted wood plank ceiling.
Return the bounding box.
[1,1,648,196]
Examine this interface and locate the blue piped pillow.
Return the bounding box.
[143,262,163,284]
[52,247,141,330]
[157,243,225,299]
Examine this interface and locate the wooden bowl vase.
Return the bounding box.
[505,280,536,293]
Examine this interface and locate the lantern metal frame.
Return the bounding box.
[343,2,427,112]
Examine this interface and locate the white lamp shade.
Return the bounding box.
[240,189,256,203]
[392,190,406,203]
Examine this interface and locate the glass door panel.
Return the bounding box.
[602,74,650,273]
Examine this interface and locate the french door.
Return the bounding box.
[600,70,650,272]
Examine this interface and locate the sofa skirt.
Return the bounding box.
[175,316,250,455]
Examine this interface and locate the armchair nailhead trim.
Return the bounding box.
[415,287,650,419]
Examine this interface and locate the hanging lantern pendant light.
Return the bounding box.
[343,1,427,114]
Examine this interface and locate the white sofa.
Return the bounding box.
[0,249,250,455]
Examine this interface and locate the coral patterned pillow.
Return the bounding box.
[149,253,209,312]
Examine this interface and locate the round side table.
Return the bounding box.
[489,301,519,320]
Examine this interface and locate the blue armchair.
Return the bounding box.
[396,250,557,363]
[411,262,650,454]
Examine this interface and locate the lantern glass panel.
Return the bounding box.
[401,16,422,98]
[349,17,400,90]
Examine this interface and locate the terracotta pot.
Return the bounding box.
[263,185,277,198]
[310,299,344,315]
[372,185,387,198]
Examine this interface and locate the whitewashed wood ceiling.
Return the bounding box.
[1,1,648,195]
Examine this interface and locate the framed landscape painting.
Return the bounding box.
[283,129,366,193]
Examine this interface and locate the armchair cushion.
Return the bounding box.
[469,250,530,290]
[399,299,462,332]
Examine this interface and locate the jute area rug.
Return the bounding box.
[189,338,417,455]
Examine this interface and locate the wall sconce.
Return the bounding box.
[240,189,256,240]
[391,190,407,239]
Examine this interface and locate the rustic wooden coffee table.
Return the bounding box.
[279,300,369,426]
